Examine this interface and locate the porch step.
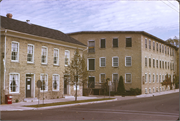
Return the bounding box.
[24,98,38,102]
[64,96,74,98]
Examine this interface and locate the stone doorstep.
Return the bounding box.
[24,98,38,102]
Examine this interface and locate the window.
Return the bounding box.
[52,74,59,91]
[100,39,106,48]
[149,58,151,67]
[40,74,48,91]
[170,48,172,56]
[156,87,158,92]
[11,41,19,61]
[165,61,167,69]
[162,61,164,69]
[41,46,48,64]
[168,62,169,69]
[153,59,155,68]
[145,73,147,83]
[99,57,106,67]
[9,73,20,93]
[165,46,166,54]
[156,60,158,68]
[149,88,151,93]
[54,48,59,65]
[113,38,118,48]
[125,73,132,83]
[27,44,34,63]
[100,73,106,83]
[162,45,164,53]
[112,74,118,82]
[162,74,164,82]
[159,43,161,52]
[153,41,155,50]
[167,47,169,55]
[88,41,95,53]
[112,57,119,67]
[156,74,158,83]
[160,87,161,91]
[149,39,151,49]
[160,60,161,68]
[159,75,161,82]
[153,74,155,83]
[88,58,95,71]
[172,49,174,56]
[149,73,151,83]
[145,88,147,94]
[145,38,147,48]
[145,57,147,67]
[126,37,132,47]
[153,87,155,93]
[125,56,131,66]
[65,50,70,66]
[170,62,174,70]
[156,42,158,51]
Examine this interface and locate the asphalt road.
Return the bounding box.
[1,92,179,120]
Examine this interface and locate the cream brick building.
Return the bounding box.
[0,15,86,103]
[68,31,178,94]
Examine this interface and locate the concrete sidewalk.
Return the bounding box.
[0,89,178,111]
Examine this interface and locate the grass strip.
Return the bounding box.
[24,98,115,108]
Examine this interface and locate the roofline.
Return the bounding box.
[67,31,178,49]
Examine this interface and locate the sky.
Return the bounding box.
[0,0,179,41]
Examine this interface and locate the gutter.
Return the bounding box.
[3,29,7,90]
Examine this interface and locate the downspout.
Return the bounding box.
[3,29,7,90]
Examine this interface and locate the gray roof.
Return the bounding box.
[0,16,86,46]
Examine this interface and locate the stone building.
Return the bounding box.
[68,31,178,94]
[0,14,86,103]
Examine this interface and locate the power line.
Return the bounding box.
[161,0,179,13]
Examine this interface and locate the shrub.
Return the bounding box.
[15,99,19,103]
[117,76,125,95]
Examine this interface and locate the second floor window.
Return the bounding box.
[125,56,132,66]
[126,38,132,47]
[153,41,155,50]
[149,58,151,67]
[27,44,34,63]
[156,60,158,68]
[145,73,147,83]
[11,42,19,61]
[156,42,158,51]
[145,57,147,67]
[162,61,164,69]
[160,60,161,68]
[41,46,47,64]
[153,59,155,68]
[54,49,59,65]
[100,39,106,48]
[159,43,161,52]
[165,62,167,69]
[65,50,70,66]
[88,41,95,53]
[113,38,118,48]
[100,57,106,67]
[112,57,119,67]
[88,59,95,71]
[145,38,147,48]
[162,45,164,53]
[149,39,151,49]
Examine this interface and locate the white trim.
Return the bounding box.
[9,72,20,94]
[53,48,59,66]
[99,57,106,67]
[125,73,132,83]
[11,41,19,62]
[4,30,7,90]
[41,46,48,64]
[65,50,70,66]
[27,44,34,63]
[52,74,60,91]
[125,56,132,66]
[87,58,95,71]
[112,56,119,67]
[99,73,106,83]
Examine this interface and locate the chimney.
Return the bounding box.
[6,13,12,18]
[26,20,31,24]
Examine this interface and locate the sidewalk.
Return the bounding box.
[0,89,178,111]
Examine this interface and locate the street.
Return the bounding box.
[1,92,179,120]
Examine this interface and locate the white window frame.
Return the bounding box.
[112,56,119,67]
[153,87,155,93]
[153,58,155,68]
[159,43,161,52]
[88,40,95,53]
[99,57,106,67]
[145,73,147,83]
[27,44,34,63]
[149,88,151,93]
[65,50,70,66]
[156,74,158,83]
[149,73,151,83]
[156,42,158,51]
[112,73,118,82]
[156,59,158,68]
[159,74,161,83]
[99,73,106,83]
[153,73,155,83]
[145,88,147,94]
[41,46,48,64]
[53,48,59,65]
[9,73,20,94]
[125,56,132,66]
[156,87,159,92]
[125,73,132,83]
[52,74,60,91]
[11,41,19,62]
[87,58,95,71]
[149,39,151,49]
[145,38,147,48]
[40,73,48,92]
[153,41,155,50]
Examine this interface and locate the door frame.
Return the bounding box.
[26,77,32,98]
[25,73,35,98]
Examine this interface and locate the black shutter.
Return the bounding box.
[89,59,95,70]
[113,38,118,47]
[101,39,105,48]
[126,38,132,47]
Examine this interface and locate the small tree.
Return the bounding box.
[173,74,179,89]
[64,48,88,101]
[117,76,125,95]
[161,74,172,90]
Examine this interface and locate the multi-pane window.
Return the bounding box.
[145,57,147,67]
[27,44,34,63]
[100,73,106,83]
[125,56,131,66]
[112,57,119,67]
[145,88,147,94]
[149,88,151,93]
[113,38,118,48]
[167,47,169,55]
[112,74,118,82]
[54,49,59,65]
[149,74,151,83]
[156,87,158,92]
[52,74,59,91]
[41,46,48,64]
[153,87,155,93]
[165,46,166,54]
[162,45,164,53]
[153,74,155,83]
[159,75,161,82]
[11,42,19,61]
[160,60,161,68]
[88,58,95,71]
[168,62,169,69]
[9,73,19,93]
[153,41,155,50]
[156,60,158,68]
[125,73,132,83]
[165,61,167,69]
[145,73,147,83]
[156,74,158,83]
[145,38,147,48]
[100,39,106,48]
[162,61,164,69]
[153,59,155,68]
[100,57,106,67]
[159,43,161,52]
[126,38,132,47]
[88,41,95,53]
[149,39,151,49]
[170,62,174,70]
[149,58,151,67]
[40,74,48,91]
[65,50,70,66]
[156,42,158,51]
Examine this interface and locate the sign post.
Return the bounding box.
[37,80,42,108]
